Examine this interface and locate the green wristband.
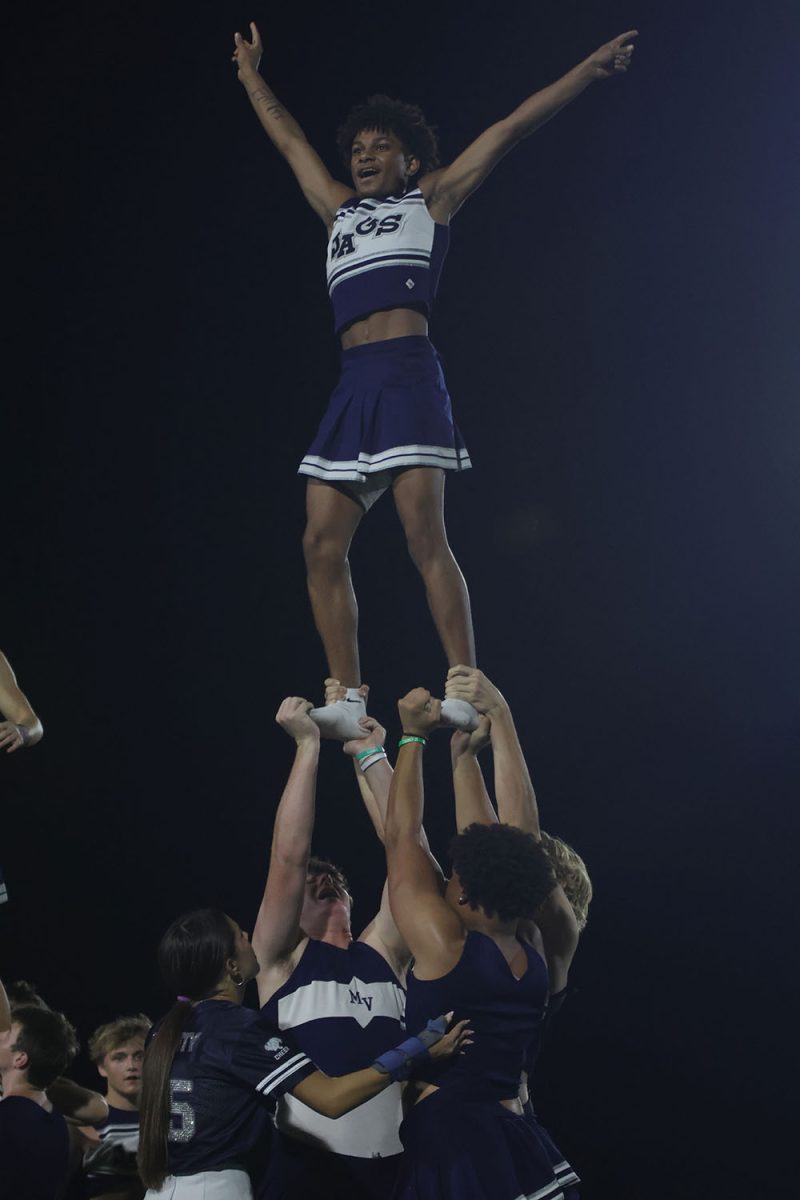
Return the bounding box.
[398,735,427,748]
[355,746,384,760]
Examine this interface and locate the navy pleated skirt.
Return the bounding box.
[299,336,471,486]
[394,1088,579,1200]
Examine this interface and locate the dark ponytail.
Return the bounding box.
[138,909,237,1189]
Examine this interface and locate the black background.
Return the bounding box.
[4,2,799,1196]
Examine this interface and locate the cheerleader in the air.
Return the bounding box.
[233,24,637,740]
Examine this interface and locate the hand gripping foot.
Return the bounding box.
[310,690,367,741]
[439,698,480,732]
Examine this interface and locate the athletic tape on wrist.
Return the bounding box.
[372,1015,448,1081]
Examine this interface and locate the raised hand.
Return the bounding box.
[232,22,263,81]
[426,1014,474,1062]
[323,678,369,706]
[445,666,506,716]
[583,30,638,80]
[397,688,442,738]
[342,716,387,759]
[275,697,320,745]
[450,715,492,764]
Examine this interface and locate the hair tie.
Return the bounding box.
[176,995,192,1003]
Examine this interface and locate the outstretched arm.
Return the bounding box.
[0,651,44,752]
[46,1078,108,1125]
[252,698,320,1006]
[233,23,354,227]
[385,690,465,978]
[451,717,497,832]
[291,1014,469,1117]
[446,669,539,835]
[321,681,443,978]
[421,31,638,222]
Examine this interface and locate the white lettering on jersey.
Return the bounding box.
[276,975,405,1031]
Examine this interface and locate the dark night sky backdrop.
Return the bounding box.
[4,2,799,1196]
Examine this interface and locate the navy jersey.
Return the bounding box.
[160,1000,314,1178]
[405,931,548,1101]
[327,190,450,333]
[83,1104,140,1196]
[0,1096,69,1200]
[261,939,405,1158]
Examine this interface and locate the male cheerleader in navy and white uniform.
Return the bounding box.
[233,23,637,741]
[252,697,433,1199]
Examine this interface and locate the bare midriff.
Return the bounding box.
[339,306,428,350]
[411,1081,523,1115]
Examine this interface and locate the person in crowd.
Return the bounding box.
[75,1014,151,1200]
[0,977,81,1200]
[384,686,579,1199]
[138,908,467,1199]
[254,696,437,1199]
[1,979,110,1200]
[232,23,637,741]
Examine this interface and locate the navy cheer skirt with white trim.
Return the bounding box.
[298,335,471,484]
[394,1086,579,1200]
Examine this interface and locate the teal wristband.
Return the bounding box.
[356,746,384,760]
[398,735,427,748]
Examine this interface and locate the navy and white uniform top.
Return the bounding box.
[327,189,450,333]
[404,930,549,1101]
[261,939,406,1158]
[83,1104,140,1196]
[158,1000,314,1178]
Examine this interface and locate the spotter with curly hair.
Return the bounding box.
[233,24,637,741]
[384,685,584,1200]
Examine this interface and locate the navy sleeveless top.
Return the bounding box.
[404,931,548,1101]
[261,939,406,1158]
[326,189,450,333]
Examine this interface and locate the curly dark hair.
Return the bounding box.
[449,824,556,924]
[336,95,440,178]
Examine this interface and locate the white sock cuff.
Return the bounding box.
[345,687,364,702]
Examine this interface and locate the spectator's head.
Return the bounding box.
[539,832,593,931]
[6,979,48,1009]
[0,1005,78,1090]
[302,855,352,938]
[88,1015,151,1107]
[446,823,556,925]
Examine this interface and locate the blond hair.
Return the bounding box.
[88,1014,151,1063]
[540,832,593,931]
